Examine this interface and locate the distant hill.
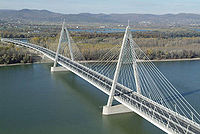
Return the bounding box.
[1,9,200,27]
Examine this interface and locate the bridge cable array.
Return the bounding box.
[58,24,200,127]
[57,22,86,63]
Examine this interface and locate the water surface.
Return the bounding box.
[0,61,200,134]
[69,28,150,33]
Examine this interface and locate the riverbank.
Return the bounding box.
[1,57,200,67]
[0,61,53,67]
[79,57,200,63]
[150,57,200,62]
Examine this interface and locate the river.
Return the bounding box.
[68,28,150,33]
[0,61,200,134]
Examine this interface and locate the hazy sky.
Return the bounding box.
[0,0,200,14]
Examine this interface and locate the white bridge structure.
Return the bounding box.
[1,22,200,134]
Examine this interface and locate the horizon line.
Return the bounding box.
[0,8,200,16]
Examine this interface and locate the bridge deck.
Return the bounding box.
[2,38,200,134]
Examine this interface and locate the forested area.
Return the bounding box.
[0,42,34,64]
[1,25,200,62]
[28,31,200,60]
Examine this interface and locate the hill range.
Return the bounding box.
[0,9,200,27]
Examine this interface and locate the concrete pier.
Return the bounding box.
[51,66,68,72]
[102,104,132,115]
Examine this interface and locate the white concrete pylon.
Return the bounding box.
[106,25,130,107]
[104,24,142,115]
[53,21,65,68]
[52,21,74,72]
[103,25,133,115]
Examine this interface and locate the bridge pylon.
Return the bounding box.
[103,24,140,115]
[51,21,74,72]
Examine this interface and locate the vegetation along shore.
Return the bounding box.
[1,22,200,64]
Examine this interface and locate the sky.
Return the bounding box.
[0,0,200,14]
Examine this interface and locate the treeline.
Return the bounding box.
[0,42,34,64]
[2,27,200,40]
[71,30,200,41]
[2,25,200,62]
[29,32,200,60]
[145,49,200,60]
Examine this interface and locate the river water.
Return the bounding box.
[68,28,150,33]
[0,61,200,134]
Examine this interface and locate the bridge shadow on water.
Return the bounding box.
[181,88,200,97]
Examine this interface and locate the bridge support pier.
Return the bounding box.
[102,104,132,115]
[51,66,68,72]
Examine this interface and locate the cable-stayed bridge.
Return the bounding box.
[1,22,200,134]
